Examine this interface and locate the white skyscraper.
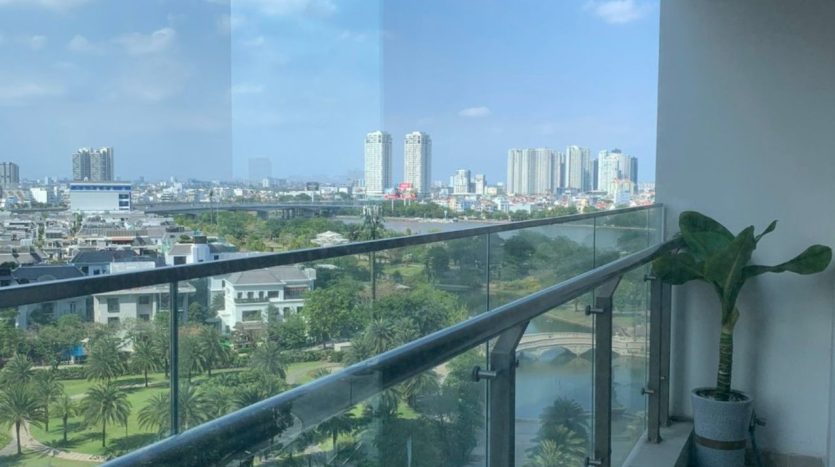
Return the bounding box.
[533,148,555,194]
[565,145,591,192]
[473,174,487,195]
[507,148,556,195]
[597,149,636,196]
[452,169,471,194]
[364,131,392,195]
[404,131,431,196]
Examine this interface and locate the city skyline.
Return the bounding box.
[0,0,660,184]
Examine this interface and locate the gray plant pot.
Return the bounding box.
[691,387,753,467]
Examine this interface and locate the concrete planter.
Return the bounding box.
[691,387,753,467]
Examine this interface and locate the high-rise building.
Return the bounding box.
[73,147,114,181]
[0,162,20,189]
[533,148,555,194]
[364,131,392,195]
[452,169,471,194]
[565,145,591,192]
[404,131,431,196]
[630,157,639,192]
[597,149,637,196]
[507,148,557,195]
[555,152,565,191]
[473,174,487,195]
[248,157,272,183]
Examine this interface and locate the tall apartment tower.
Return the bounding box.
[597,149,637,196]
[73,147,114,181]
[364,131,392,195]
[565,145,591,192]
[0,162,19,189]
[452,169,472,194]
[507,148,557,195]
[473,174,487,195]
[533,148,555,194]
[404,131,431,196]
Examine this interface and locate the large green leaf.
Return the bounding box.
[744,244,832,279]
[679,211,734,260]
[754,220,777,243]
[703,226,756,311]
[652,252,704,285]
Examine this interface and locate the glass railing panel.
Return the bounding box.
[0,284,173,465]
[610,265,652,466]
[234,347,488,467]
[595,208,653,261]
[488,218,596,309]
[516,296,595,467]
[647,205,664,246]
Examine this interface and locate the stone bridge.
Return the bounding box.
[516,332,647,358]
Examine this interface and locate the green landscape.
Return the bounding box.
[0,211,652,466]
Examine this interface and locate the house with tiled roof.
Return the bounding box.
[217,265,316,333]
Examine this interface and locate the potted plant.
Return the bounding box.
[652,211,832,467]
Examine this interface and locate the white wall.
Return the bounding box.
[656,0,835,461]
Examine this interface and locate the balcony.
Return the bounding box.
[0,206,677,466]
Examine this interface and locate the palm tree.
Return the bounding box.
[179,330,207,382]
[197,326,232,377]
[34,370,64,432]
[249,341,286,379]
[524,438,582,467]
[363,318,396,355]
[317,411,355,453]
[138,385,209,435]
[86,336,126,381]
[0,354,33,385]
[131,337,160,388]
[400,370,440,410]
[81,382,132,447]
[0,384,45,454]
[535,397,589,442]
[51,394,76,443]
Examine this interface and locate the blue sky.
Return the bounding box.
[0,0,659,184]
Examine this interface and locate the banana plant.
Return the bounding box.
[652,211,832,401]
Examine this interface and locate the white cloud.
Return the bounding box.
[231,83,264,95]
[458,106,491,118]
[118,58,190,101]
[115,27,176,55]
[238,0,336,17]
[27,35,47,50]
[0,0,92,12]
[584,0,652,24]
[0,82,63,105]
[66,34,102,54]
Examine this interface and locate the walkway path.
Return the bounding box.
[0,423,105,463]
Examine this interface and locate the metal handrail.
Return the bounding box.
[0,204,660,307]
[103,238,676,467]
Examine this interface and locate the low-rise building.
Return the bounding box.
[70,182,132,212]
[92,283,195,326]
[217,266,316,333]
[10,265,88,328]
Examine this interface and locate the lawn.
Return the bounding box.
[29,384,167,458]
[0,429,10,450]
[0,451,97,467]
[286,361,341,385]
[24,362,336,459]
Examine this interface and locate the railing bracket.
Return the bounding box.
[585,305,605,315]
[471,366,497,382]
